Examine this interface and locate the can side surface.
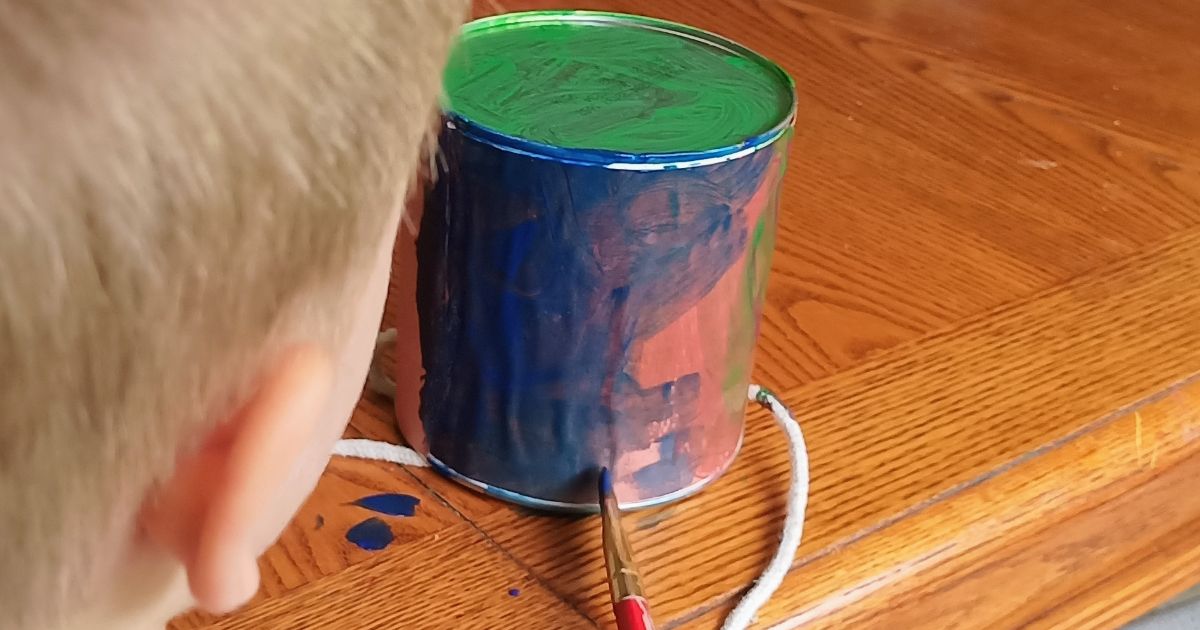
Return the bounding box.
[409,11,795,510]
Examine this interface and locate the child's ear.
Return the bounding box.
[138,344,332,614]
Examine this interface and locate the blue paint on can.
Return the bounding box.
[631,431,689,492]
[417,125,784,507]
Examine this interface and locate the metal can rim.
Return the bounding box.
[442,10,797,171]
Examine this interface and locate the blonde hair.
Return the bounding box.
[0,1,466,626]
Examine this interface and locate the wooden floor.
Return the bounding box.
[173,1,1200,628]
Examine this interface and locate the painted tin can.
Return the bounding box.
[403,11,795,511]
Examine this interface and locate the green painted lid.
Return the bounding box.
[442,11,795,158]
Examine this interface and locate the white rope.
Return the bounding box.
[722,385,809,630]
[332,438,428,468]
[334,358,809,630]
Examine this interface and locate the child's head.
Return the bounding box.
[0,2,465,628]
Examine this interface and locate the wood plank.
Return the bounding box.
[167,441,490,628]
[1028,513,1200,630]
[171,301,513,627]
[470,226,1200,627]
[814,418,1200,630]
[174,523,593,630]
[686,376,1200,628]
[779,0,1200,142]
[253,456,472,597]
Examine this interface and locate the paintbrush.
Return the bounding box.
[599,467,656,630]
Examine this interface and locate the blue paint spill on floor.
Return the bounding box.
[345,517,394,551]
[352,493,421,517]
[508,588,521,597]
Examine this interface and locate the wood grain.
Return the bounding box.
[167,414,496,628]
[779,0,1200,143]
[685,375,1200,629]
[175,522,593,630]
[843,447,1200,630]
[179,1,1200,628]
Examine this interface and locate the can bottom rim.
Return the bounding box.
[425,431,745,514]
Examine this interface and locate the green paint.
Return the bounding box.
[443,12,794,155]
